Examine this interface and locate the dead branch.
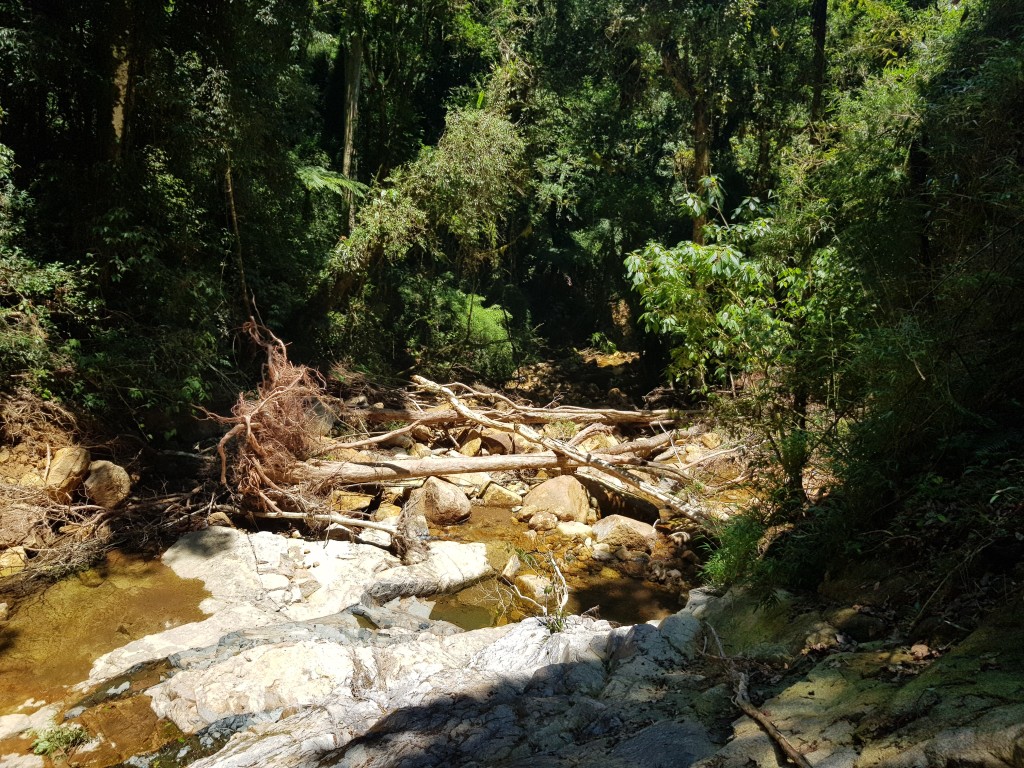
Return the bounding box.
[342,403,690,427]
[705,624,812,768]
[412,376,715,526]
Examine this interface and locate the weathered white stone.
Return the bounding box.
[528,510,558,531]
[555,521,593,540]
[364,541,493,604]
[514,574,552,604]
[260,573,291,591]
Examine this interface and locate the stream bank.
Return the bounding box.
[1,523,1022,768]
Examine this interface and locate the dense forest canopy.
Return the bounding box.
[2,0,1022,587]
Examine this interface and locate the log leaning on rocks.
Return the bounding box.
[411,376,715,526]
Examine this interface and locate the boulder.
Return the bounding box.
[512,434,544,454]
[371,503,402,521]
[0,546,28,577]
[458,429,483,456]
[577,432,620,452]
[84,460,132,508]
[500,554,521,582]
[522,475,591,523]
[592,515,658,553]
[480,428,514,455]
[0,504,47,548]
[45,445,91,500]
[406,476,471,526]
[330,490,376,513]
[364,541,493,603]
[556,521,594,540]
[207,510,235,528]
[700,431,723,449]
[514,573,553,603]
[441,472,492,496]
[529,511,559,531]
[481,483,522,507]
[16,471,44,489]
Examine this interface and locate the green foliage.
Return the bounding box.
[30,724,89,756]
[397,278,520,382]
[701,514,767,589]
[296,165,368,199]
[337,107,525,273]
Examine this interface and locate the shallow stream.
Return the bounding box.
[0,551,209,715]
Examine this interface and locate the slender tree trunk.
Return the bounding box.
[110,47,131,159]
[224,156,250,313]
[692,95,711,244]
[787,384,809,504]
[810,0,827,124]
[341,35,363,231]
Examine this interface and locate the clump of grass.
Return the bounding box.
[30,724,89,756]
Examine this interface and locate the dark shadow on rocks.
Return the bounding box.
[304,621,728,768]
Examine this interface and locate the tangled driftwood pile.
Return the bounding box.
[213,323,740,562]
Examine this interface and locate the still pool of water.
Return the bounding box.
[430,505,685,629]
[0,551,209,715]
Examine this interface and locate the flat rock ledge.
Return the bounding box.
[86,527,493,686]
[53,527,723,768]
[4,527,1021,768]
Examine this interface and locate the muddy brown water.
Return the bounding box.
[0,551,209,715]
[432,506,684,628]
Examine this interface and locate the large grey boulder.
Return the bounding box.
[521,475,592,523]
[406,476,472,525]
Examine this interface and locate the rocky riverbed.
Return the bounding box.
[1,525,1023,768]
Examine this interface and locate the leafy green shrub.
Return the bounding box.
[701,514,767,589]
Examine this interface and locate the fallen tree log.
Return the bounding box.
[284,451,640,486]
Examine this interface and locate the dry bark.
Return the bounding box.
[342,404,688,428]
[285,451,634,485]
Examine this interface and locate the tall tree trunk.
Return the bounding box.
[810,0,827,124]
[692,95,711,244]
[110,44,132,159]
[341,35,363,231]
